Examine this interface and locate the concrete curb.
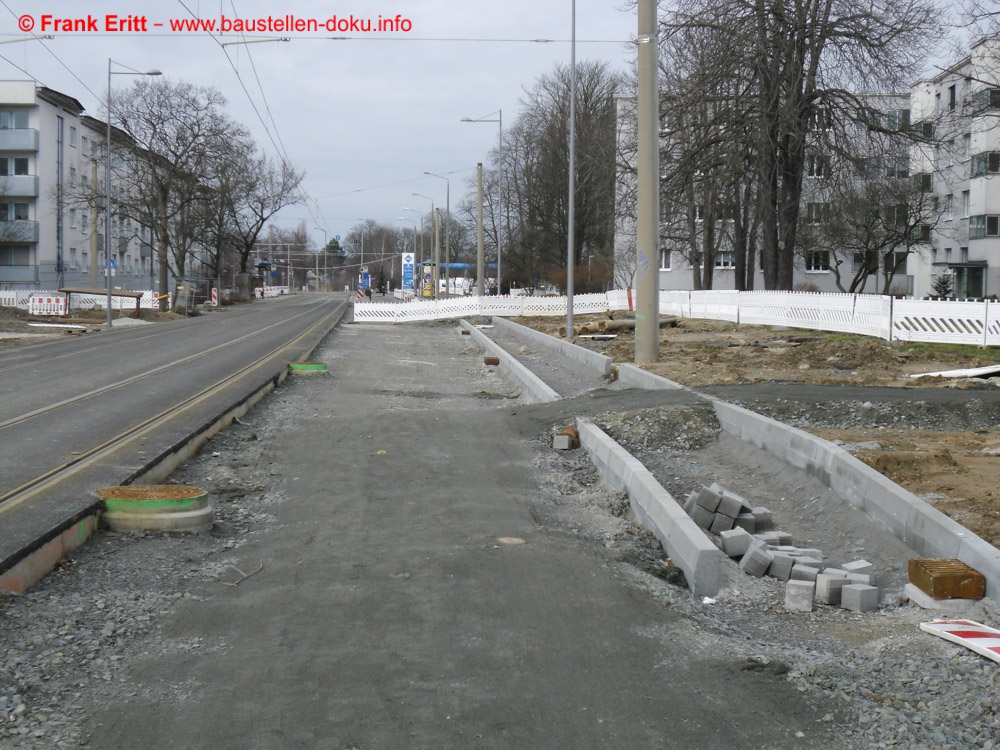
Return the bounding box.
[576,417,722,597]
[615,362,690,391]
[711,399,1000,600]
[492,317,613,378]
[495,323,1000,603]
[459,321,559,403]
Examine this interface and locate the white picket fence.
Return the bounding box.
[352,289,1000,348]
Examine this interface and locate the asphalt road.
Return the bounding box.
[80,319,849,750]
[0,294,346,575]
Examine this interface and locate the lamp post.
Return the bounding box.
[412,193,436,298]
[107,59,160,329]
[423,172,450,296]
[402,207,423,267]
[461,109,502,294]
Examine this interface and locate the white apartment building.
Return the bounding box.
[909,37,1000,300]
[0,81,152,291]
[614,36,1000,299]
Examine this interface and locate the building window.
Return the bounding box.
[0,246,30,266]
[886,108,910,130]
[69,167,77,185]
[886,203,908,227]
[931,247,937,263]
[949,84,957,111]
[963,134,972,160]
[946,247,953,262]
[971,88,1000,112]
[659,248,670,270]
[805,154,828,178]
[81,212,89,233]
[0,157,29,176]
[0,202,29,221]
[806,250,829,272]
[70,209,77,228]
[886,155,909,178]
[70,126,77,147]
[81,251,88,272]
[971,152,1000,177]
[806,202,829,224]
[81,136,88,156]
[0,111,29,129]
[962,191,970,218]
[714,251,735,269]
[943,194,953,220]
[891,252,909,272]
[70,247,77,269]
[961,246,969,262]
[969,215,1000,239]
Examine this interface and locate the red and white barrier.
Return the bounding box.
[28,294,67,316]
[920,619,1000,664]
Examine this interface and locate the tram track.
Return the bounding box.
[0,301,336,432]
[0,301,343,513]
[0,297,347,590]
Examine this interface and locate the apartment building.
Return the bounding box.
[910,37,1000,300]
[0,81,152,291]
[613,36,1000,299]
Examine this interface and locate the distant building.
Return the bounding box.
[0,81,152,291]
[613,37,1000,299]
[910,37,1000,300]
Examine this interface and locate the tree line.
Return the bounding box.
[69,78,305,308]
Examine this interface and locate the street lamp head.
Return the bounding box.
[145,69,163,76]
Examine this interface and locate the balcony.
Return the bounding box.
[0,220,39,243]
[0,264,38,283]
[0,129,39,151]
[0,175,38,197]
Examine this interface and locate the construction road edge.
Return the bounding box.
[488,318,1000,603]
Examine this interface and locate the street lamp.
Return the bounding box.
[423,172,450,296]
[402,207,423,268]
[461,109,502,294]
[412,193,436,298]
[107,59,161,329]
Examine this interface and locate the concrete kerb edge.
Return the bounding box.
[460,320,560,403]
[576,417,721,597]
[709,399,1000,601]
[491,316,613,377]
[615,363,690,391]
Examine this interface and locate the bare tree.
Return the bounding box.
[662,0,945,289]
[112,78,251,309]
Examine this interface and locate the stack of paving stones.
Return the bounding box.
[684,483,880,613]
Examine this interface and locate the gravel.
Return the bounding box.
[534,414,1000,750]
[3,334,1000,749]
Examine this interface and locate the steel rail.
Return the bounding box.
[0,303,328,431]
[0,302,344,515]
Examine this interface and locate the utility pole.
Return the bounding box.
[635,0,660,362]
[477,163,484,297]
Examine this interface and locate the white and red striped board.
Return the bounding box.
[920,619,1000,664]
[28,294,67,316]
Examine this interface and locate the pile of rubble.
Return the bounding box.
[684,483,879,613]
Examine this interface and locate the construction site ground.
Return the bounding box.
[517,314,1000,548]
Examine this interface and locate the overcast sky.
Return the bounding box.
[0,0,637,249]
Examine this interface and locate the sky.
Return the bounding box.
[0,0,638,251]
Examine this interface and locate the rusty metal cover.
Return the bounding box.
[908,559,986,600]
